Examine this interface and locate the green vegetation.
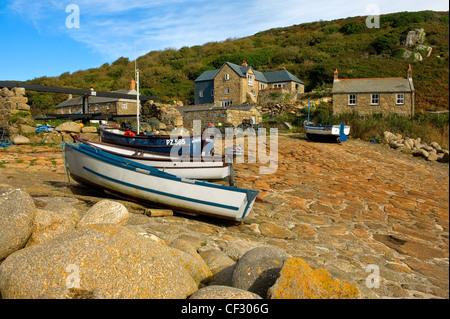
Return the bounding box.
[24,11,448,114]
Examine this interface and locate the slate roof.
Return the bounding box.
[194,69,220,82]
[263,69,304,84]
[332,78,414,94]
[194,62,305,84]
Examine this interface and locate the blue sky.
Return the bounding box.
[0,0,448,81]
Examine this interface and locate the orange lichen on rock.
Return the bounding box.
[268,257,360,299]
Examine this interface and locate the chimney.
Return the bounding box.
[282,64,286,70]
[68,94,73,100]
[407,64,413,80]
[130,78,136,90]
[242,60,248,67]
[334,69,339,81]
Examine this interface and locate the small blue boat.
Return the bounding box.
[303,101,350,143]
[303,121,350,143]
[99,127,214,156]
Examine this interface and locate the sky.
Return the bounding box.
[0,0,448,81]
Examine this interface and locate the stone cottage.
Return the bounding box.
[332,65,415,117]
[194,61,305,106]
[55,80,140,116]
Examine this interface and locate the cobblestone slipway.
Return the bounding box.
[0,135,448,298]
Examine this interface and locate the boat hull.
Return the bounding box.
[99,127,214,155]
[304,122,350,143]
[75,136,230,180]
[65,143,258,221]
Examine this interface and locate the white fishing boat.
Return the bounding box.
[64,142,258,221]
[74,136,230,180]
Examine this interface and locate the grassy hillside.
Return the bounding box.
[26,10,449,114]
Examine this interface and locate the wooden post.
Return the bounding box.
[229,162,236,187]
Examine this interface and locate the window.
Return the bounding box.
[273,83,287,89]
[371,94,379,105]
[225,88,230,95]
[211,89,214,96]
[225,74,230,80]
[222,100,233,107]
[248,74,253,86]
[396,93,405,105]
[122,102,128,109]
[107,103,111,111]
[261,83,266,90]
[199,90,204,98]
[348,94,357,105]
[251,89,256,96]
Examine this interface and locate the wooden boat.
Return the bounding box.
[303,100,350,143]
[99,127,214,156]
[74,136,230,180]
[64,142,258,221]
[303,121,350,143]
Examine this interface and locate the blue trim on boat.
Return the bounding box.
[82,166,240,211]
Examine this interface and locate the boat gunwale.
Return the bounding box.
[75,136,228,168]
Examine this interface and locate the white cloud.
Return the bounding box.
[7,0,450,62]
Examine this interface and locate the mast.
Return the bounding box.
[136,68,140,135]
[135,41,140,135]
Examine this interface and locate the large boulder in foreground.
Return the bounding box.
[268,257,360,299]
[0,186,36,260]
[231,247,290,298]
[0,224,197,299]
[77,200,129,227]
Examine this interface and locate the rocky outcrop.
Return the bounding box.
[401,28,433,62]
[383,131,449,163]
[141,101,184,134]
[404,28,426,47]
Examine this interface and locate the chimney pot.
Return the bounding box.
[130,78,136,90]
[334,69,339,81]
[407,64,413,79]
[242,60,248,67]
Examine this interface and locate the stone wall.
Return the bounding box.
[1,87,30,129]
[333,92,414,117]
[181,106,262,129]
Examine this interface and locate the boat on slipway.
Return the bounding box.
[99,127,214,156]
[74,136,230,180]
[64,142,258,222]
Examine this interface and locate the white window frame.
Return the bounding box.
[225,88,230,95]
[371,94,380,105]
[122,102,128,109]
[222,100,233,107]
[273,83,287,90]
[348,94,357,106]
[225,73,230,80]
[261,83,266,90]
[251,89,256,96]
[396,93,405,105]
[248,74,253,86]
[199,90,204,98]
